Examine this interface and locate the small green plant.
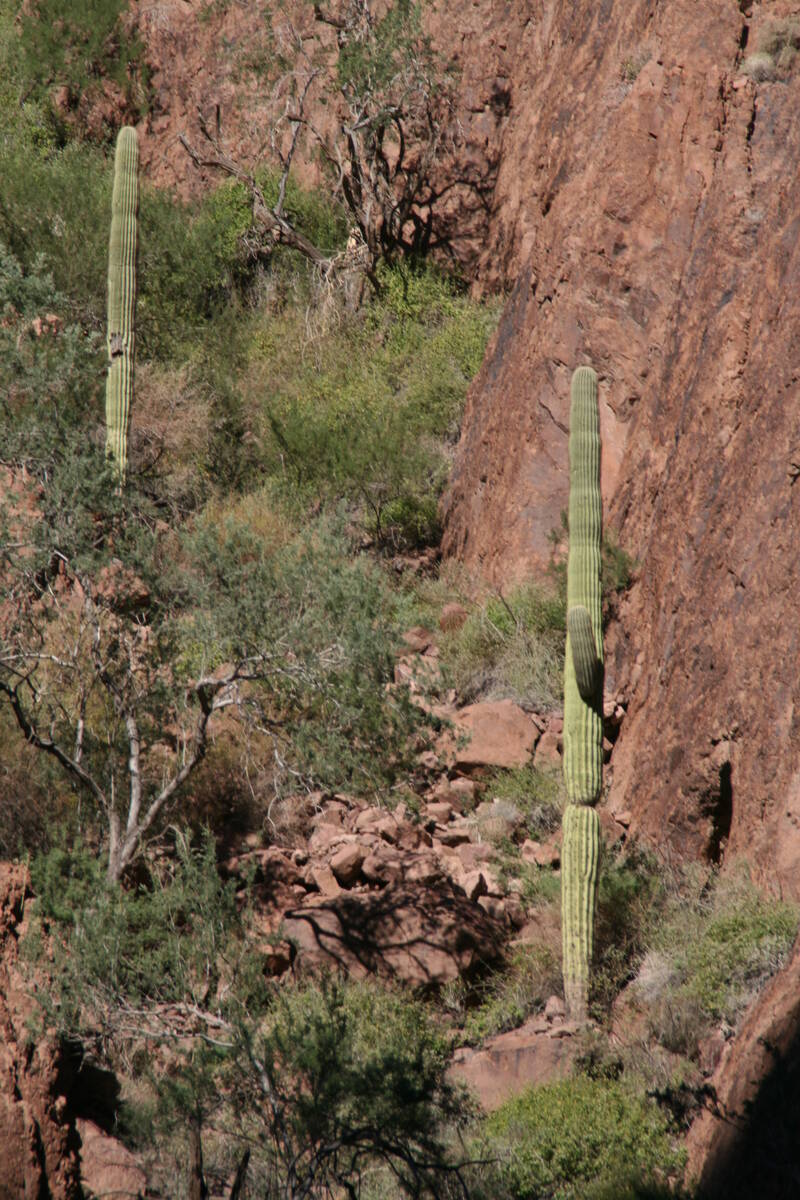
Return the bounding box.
[483,1075,685,1200]
[742,19,800,80]
[14,0,150,125]
[620,49,650,83]
[256,260,497,547]
[488,764,564,840]
[591,846,665,1017]
[638,867,798,1054]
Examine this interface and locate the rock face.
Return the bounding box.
[0,865,82,1199]
[685,936,800,1198]
[442,0,800,894]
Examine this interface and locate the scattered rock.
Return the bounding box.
[534,730,562,769]
[477,895,507,923]
[330,843,366,887]
[263,940,295,976]
[455,842,495,870]
[400,626,435,654]
[462,870,489,902]
[521,838,561,868]
[424,801,454,824]
[544,994,567,1023]
[439,602,469,632]
[310,865,341,897]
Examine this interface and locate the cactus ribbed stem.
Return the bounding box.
[105,126,139,481]
[561,365,603,1023]
[567,605,600,704]
[561,804,600,1020]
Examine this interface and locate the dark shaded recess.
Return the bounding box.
[705,761,733,865]
[697,1033,800,1199]
[58,1038,121,1132]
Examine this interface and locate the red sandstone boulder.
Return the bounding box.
[77,1119,146,1199]
[450,1015,580,1111]
[444,700,539,770]
[282,882,503,986]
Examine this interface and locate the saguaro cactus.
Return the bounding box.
[105,126,139,481]
[561,365,603,1021]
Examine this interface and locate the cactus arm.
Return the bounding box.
[567,605,601,703]
[105,126,139,482]
[560,365,604,1022]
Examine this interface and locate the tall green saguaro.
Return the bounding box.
[561,365,603,1021]
[105,126,139,481]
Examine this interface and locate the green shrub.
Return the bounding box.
[483,1076,684,1200]
[640,869,798,1050]
[488,764,564,840]
[28,833,257,1034]
[591,846,665,1017]
[188,513,427,795]
[252,261,498,546]
[439,581,565,708]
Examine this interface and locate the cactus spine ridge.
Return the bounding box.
[105,126,139,482]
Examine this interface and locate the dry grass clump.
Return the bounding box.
[742,19,800,80]
[438,581,566,710]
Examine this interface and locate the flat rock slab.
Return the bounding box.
[443,700,539,770]
[282,882,503,986]
[449,1016,580,1111]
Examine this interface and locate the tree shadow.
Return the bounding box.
[282,880,503,989]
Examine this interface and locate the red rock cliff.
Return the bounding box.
[443,0,800,896]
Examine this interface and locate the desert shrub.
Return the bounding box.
[462,944,562,1045]
[214,978,474,1197]
[0,139,285,358]
[189,513,426,796]
[28,833,258,1043]
[741,52,777,82]
[756,17,800,63]
[0,239,104,450]
[251,260,498,546]
[482,1075,684,1200]
[591,846,665,1017]
[620,48,651,83]
[488,764,564,840]
[639,868,798,1053]
[439,581,565,709]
